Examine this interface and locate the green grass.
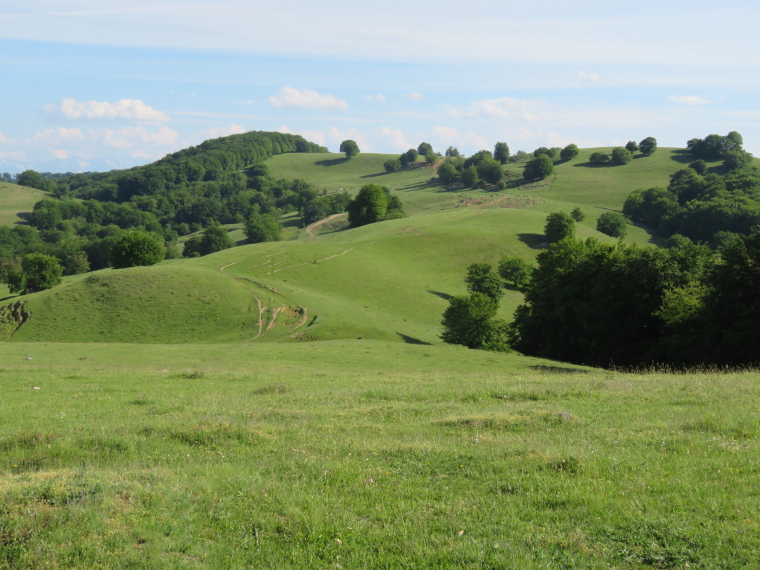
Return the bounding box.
[0,354,757,568]
[0,183,47,226]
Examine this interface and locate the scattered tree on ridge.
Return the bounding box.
[523,155,554,180]
[611,147,633,165]
[445,146,461,158]
[625,141,639,153]
[560,144,580,161]
[417,142,433,156]
[339,139,360,159]
[494,142,510,165]
[346,184,405,228]
[639,137,658,156]
[589,152,610,165]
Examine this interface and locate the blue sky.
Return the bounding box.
[1,0,759,173]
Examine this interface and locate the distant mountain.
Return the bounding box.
[0,155,150,176]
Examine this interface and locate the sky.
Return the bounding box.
[1,0,759,173]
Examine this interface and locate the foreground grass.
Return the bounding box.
[1,350,758,568]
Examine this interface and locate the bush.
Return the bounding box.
[571,207,585,222]
[611,147,633,165]
[4,253,63,294]
[245,212,282,243]
[523,155,554,180]
[589,152,610,165]
[596,212,628,238]
[544,212,575,243]
[111,231,165,269]
[560,144,580,161]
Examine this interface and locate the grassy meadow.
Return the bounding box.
[0,348,758,568]
[0,182,46,226]
[2,147,760,567]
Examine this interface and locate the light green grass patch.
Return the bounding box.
[0,183,47,226]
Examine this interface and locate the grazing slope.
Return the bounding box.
[0,182,47,225]
[4,146,719,345]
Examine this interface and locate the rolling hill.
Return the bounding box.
[2,145,713,346]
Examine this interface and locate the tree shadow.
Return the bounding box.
[396,332,433,345]
[360,172,388,178]
[0,295,17,302]
[314,158,349,167]
[517,233,547,249]
[669,149,693,164]
[428,290,453,301]
[529,365,590,374]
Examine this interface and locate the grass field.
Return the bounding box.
[0,182,47,226]
[3,147,759,567]
[0,349,757,568]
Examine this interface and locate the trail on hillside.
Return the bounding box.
[305,213,345,241]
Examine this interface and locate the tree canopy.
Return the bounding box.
[346,185,405,228]
[639,137,658,156]
[544,212,575,243]
[110,231,165,269]
[339,140,360,159]
[523,155,554,180]
[4,253,63,294]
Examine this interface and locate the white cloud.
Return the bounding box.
[0,132,12,144]
[277,125,326,146]
[51,149,68,159]
[668,95,712,106]
[378,126,412,152]
[31,127,85,144]
[43,98,169,122]
[578,70,601,84]
[431,126,489,153]
[96,126,179,149]
[200,124,246,139]
[268,87,348,110]
[403,92,424,100]
[365,94,387,103]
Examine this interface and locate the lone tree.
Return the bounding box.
[611,147,633,165]
[494,142,510,164]
[339,139,360,159]
[560,144,580,161]
[417,142,433,155]
[440,293,509,351]
[523,155,554,180]
[596,212,628,238]
[625,141,639,153]
[4,253,63,294]
[544,212,576,243]
[639,137,658,156]
[111,231,165,269]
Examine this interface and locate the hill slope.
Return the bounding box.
[0,182,47,226]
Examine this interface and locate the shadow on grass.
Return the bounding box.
[428,290,453,301]
[669,149,693,164]
[530,365,590,374]
[397,332,433,345]
[315,158,350,167]
[0,295,17,303]
[517,233,547,249]
[360,172,388,178]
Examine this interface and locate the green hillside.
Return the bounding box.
[0,182,47,225]
[2,146,714,345]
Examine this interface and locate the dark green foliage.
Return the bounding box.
[523,155,554,180]
[440,293,509,351]
[461,165,479,188]
[589,152,610,165]
[184,224,234,257]
[688,159,708,175]
[544,212,575,243]
[445,146,461,158]
[383,158,402,173]
[244,212,282,243]
[424,150,437,164]
[437,161,460,184]
[339,139,360,159]
[417,142,433,155]
[498,256,532,289]
[510,238,712,366]
[596,212,628,238]
[639,137,658,156]
[625,141,639,153]
[464,263,504,301]
[494,142,510,164]
[723,150,753,171]
[560,144,579,161]
[476,158,503,185]
[17,170,46,190]
[688,131,743,160]
[611,147,633,165]
[533,147,557,159]
[64,251,90,275]
[300,191,351,225]
[4,253,63,294]
[570,207,585,222]
[110,231,165,269]
[346,185,405,228]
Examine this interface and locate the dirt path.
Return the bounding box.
[305,213,345,241]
